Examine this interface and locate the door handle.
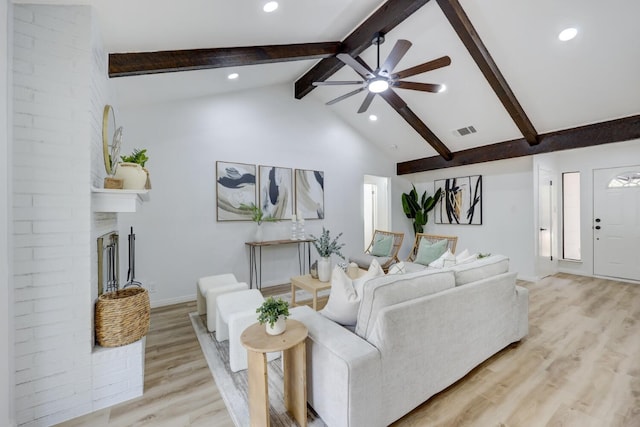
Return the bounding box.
[539,228,547,231]
[595,225,601,230]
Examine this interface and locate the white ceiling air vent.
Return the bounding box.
[454,125,477,136]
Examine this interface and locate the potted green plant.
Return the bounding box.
[401,185,442,234]
[114,148,150,190]
[239,203,279,242]
[256,297,290,335]
[309,227,345,282]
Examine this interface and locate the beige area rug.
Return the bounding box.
[189,312,326,427]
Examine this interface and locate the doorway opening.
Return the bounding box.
[363,175,390,250]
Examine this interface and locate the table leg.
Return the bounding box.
[283,341,307,427]
[311,289,318,311]
[247,350,270,427]
[291,282,297,307]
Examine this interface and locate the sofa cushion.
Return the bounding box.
[450,254,509,286]
[349,253,392,270]
[320,260,385,326]
[355,269,455,339]
[415,238,448,266]
[370,234,394,257]
[387,261,406,275]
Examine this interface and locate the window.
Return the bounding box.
[607,171,640,188]
[562,172,581,260]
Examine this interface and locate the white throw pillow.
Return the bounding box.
[455,249,470,263]
[429,249,456,268]
[320,259,384,326]
[457,253,478,265]
[387,261,406,275]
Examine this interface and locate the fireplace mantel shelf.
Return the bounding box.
[92,187,150,212]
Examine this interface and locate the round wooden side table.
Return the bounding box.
[241,319,308,427]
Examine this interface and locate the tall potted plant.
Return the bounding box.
[401,185,442,234]
[309,227,345,282]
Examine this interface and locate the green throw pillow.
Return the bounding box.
[415,238,448,266]
[370,234,393,257]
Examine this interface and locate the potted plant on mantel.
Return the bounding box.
[256,297,290,335]
[239,203,279,242]
[114,148,150,190]
[309,227,345,282]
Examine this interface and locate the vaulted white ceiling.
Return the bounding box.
[20,0,640,165]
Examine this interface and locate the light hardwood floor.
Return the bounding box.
[56,274,640,426]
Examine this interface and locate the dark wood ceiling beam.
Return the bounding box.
[397,115,640,174]
[380,90,453,160]
[108,42,342,77]
[294,0,432,99]
[436,0,539,145]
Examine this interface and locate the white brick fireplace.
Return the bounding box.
[12,5,144,426]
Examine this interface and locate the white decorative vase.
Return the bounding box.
[114,162,147,190]
[266,316,286,335]
[254,223,263,242]
[317,257,331,282]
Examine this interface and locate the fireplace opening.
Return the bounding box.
[97,231,119,295]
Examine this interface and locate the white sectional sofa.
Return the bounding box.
[290,255,528,427]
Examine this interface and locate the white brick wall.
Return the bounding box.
[12,5,142,426]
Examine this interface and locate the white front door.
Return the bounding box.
[537,168,555,278]
[593,166,640,281]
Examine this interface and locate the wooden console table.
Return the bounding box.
[245,239,313,290]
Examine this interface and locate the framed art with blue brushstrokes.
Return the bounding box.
[295,169,324,219]
[435,175,482,225]
[259,165,293,220]
[216,161,256,221]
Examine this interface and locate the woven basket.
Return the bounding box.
[95,287,150,347]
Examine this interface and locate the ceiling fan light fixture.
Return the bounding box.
[263,1,278,13]
[368,78,389,93]
[558,27,577,41]
[438,84,447,93]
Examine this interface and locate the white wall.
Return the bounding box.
[399,156,537,281]
[2,1,15,425]
[117,84,397,306]
[536,138,640,279]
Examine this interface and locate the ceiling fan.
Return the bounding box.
[313,33,451,114]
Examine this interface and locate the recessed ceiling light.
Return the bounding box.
[369,115,378,121]
[227,73,239,80]
[263,1,278,12]
[438,84,447,93]
[558,27,578,41]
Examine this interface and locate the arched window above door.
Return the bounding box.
[607,172,640,188]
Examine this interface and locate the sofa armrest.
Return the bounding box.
[290,306,383,427]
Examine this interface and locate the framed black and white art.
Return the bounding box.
[435,175,482,225]
[258,165,293,220]
[295,169,324,219]
[216,161,256,221]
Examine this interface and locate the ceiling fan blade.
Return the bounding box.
[326,87,367,106]
[313,81,364,86]
[380,39,412,76]
[392,56,451,80]
[337,53,375,79]
[357,92,376,114]
[393,81,443,93]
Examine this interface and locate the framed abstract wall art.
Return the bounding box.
[435,175,482,225]
[258,165,293,220]
[216,161,256,221]
[295,169,325,219]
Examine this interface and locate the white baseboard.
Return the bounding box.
[150,294,196,309]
